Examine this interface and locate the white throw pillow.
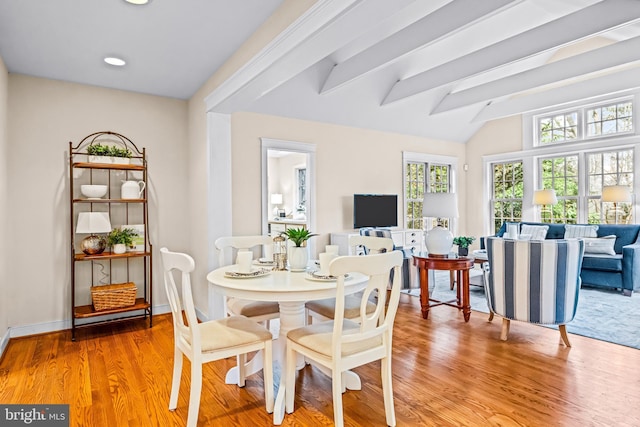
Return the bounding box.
[520,224,549,241]
[582,235,617,255]
[564,224,599,239]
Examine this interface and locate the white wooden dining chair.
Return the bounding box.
[214,235,280,326]
[286,251,403,427]
[160,247,274,427]
[305,235,394,324]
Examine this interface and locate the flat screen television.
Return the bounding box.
[353,194,398,229]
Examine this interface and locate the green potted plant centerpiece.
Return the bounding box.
[284,227,318,271]
[107,227,139,254]
[453,236,475,257]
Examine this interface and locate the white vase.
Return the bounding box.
[288,246,308,271]
[113,243,126,254]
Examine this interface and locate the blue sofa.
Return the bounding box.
[483,222,640,296]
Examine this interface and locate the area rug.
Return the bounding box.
[404,271,640,350]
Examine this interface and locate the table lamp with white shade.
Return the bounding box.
[422,192,459,257]
[271,193,283,217]
[532,189,558,222]
[602,185,631,224]
[76,211,112,255]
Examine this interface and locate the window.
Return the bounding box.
[587,149,634,223]
[538,111,578,145]
[405,161,452,230]
[296,167,307,211]
[539,155,579,224]
[491,161,523,232]
[405,162,425,230]
[587,101,633,137]
[535,97,633,146]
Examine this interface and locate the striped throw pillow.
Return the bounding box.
[520,224,549,241]
[564,224,599,238]
[583,235,616,255]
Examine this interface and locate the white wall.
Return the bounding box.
[465,116,523,242]
[5,75,189,334]
[0,56,9,350]
[230,112,467,254]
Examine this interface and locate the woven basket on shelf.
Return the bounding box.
[91,282,137,311]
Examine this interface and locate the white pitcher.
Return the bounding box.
[121,180,145,199]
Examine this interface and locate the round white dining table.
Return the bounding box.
[206,264,368,425]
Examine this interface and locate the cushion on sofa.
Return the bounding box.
[582,235,616,255]
[581,253,623,272]
[564,224,599,238]
[520,224,549,240]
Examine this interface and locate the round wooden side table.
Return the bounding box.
[413,254,474,322]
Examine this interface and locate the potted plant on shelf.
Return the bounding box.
[453,236,475,257]
[108,146,132,164]
[284,227,318,271]
[86,143,112,163]
[107,227,139,254]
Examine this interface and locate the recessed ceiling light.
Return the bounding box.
[104,57,126,67]
[124,0,150,4]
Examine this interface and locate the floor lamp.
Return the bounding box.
[532,189,557,223]
[422,192,458,257]
[602,185,631,224]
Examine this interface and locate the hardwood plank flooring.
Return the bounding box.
[1,293,639,426]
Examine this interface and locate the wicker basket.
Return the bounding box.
[91,282,137,311]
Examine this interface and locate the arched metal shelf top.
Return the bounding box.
[70,131,144,157]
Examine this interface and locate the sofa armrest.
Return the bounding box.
[622,243,640,294]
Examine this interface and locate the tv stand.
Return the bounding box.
[330,228,424,255]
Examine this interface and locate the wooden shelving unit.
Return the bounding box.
[69,131,152,340]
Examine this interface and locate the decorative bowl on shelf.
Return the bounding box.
[81,184,108,199]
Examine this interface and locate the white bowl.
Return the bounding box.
[81,185,108,199]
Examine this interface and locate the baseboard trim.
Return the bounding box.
[0,328,10,359]
[6,304,171,340]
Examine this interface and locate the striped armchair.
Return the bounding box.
[484,237,585,346]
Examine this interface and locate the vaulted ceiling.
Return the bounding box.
[211,0,640,142]
[3,0,640,143]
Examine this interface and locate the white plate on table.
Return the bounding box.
[305,271,350,282]
[224,268,271,279]
[253,258,275,267]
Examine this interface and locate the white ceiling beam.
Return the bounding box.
[320,0,519,94]
[383,0,640,106]
[206,0,418,113]
[472,66,640,122]
[432,35,640,114]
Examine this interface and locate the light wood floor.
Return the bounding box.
[1,293,639,426]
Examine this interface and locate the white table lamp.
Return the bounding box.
[602,185,631,224]
[271,193,283,217]
[76,211,112,254]
[532,189,558,222]
[422,192,458,256]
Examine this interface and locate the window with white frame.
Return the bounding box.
[587,149,634,224]
[405,160,452,230]
[538,111,578,145]
[491,161,523,232]
[586,101,633,137]
[539,155,579,224]
[535,97,633,146]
